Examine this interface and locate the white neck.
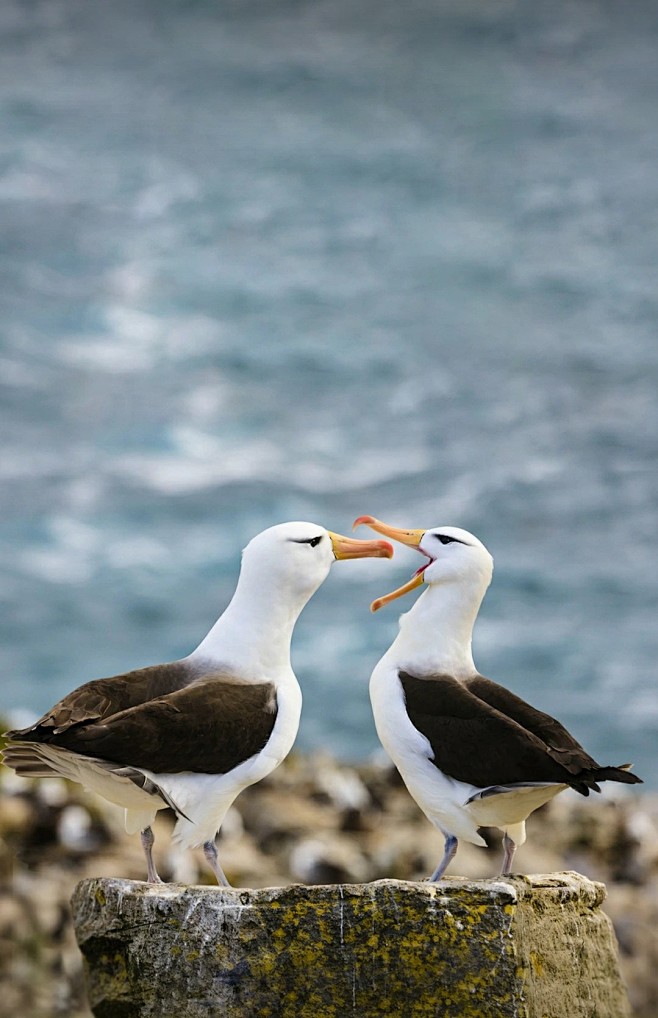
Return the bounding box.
[385,578,487,678]
[188,571,310,682]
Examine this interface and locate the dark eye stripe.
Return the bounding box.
[436,533,467,546]
[290,535,324,547]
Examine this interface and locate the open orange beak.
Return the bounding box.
[353,515,428,611]
[328,531,394,561]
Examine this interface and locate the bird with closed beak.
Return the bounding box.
[3,522,393,885]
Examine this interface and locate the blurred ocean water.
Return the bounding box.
[1,0,657,782]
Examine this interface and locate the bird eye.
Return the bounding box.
[290,535,324,547]
[437,534,455,545]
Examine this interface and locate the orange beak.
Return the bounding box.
[353,515,427,611]
[328,531,394,561]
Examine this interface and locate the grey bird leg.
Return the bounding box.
[429,834,458,881]
[140,826,163,883]
[501,832,517,875]
[203,839,231,886]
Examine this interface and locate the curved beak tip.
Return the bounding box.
[354,515,427,610]
[353,515,424,546]
[329,532,394,560]
[363,540,394,559]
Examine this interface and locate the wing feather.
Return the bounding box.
[6,661,197,738]
[399,671,641,793]
[47,680,276,774]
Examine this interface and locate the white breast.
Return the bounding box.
[369,657,486,846]
[149,674,303,849]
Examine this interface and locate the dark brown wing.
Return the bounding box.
[39,678,278,775]
[5,659,279,777]
[6,661,198,738]
[464,674,598,773]
[464,673,642,788]
[398,671,636,794]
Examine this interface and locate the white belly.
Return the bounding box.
[466,783,566,830]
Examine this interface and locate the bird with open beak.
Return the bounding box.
[354,515,642,880]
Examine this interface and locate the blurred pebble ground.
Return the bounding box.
[1,748,657,1018]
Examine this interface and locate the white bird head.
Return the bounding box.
[192,521,393,671]
[353,516,493,611]
[240,521,394,606]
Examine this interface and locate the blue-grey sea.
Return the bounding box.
[1,0,657,785]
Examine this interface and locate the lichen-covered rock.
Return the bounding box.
[71,872,631,1018]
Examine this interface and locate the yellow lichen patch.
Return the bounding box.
[93,948,129,1001]
[529,951,544,977]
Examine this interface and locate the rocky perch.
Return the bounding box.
[72,872,630,1018]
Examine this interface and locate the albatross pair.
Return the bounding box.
[3,517,641,884]
[354,515,642,879]
[2,523,392,885]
